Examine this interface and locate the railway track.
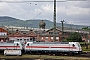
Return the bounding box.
[34,52,90,58]
[0,58,62,60]
[74,52,90,58]
[0,52,90,60]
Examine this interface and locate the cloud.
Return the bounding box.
[66,6,90,15]
[74,0,90,8]
[0,2,10,13]
[0,0,90,26]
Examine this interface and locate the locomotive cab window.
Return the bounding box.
[72,44,75,47]
[27,43,29,46]
[17,43,19,46]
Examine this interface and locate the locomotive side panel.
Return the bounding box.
[0,42,22,50]
[42,44,70,52]
[25,42,82,54]
[25,42,71,52]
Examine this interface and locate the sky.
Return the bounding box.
[0,0,90,26]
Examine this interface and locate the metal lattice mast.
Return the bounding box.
[53,0,56,42]
[61,20,64,42]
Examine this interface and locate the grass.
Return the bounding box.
[0,54,90,60]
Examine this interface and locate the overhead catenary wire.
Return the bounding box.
[0,0,86,3]
[32,2,52,19]
[0,1,66,3]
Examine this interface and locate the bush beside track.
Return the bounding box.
[80,42,90,52]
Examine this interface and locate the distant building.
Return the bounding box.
[0,28,8,42]
[1,24,90,42]
[8,29,37,43]
[37,27,90,42]
[37,28,62,42]
[87,34,90,43]
[39,20,46,29]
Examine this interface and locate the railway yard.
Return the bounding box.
[0,52,90,60]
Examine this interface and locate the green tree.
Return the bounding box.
[82,27,90,30]
[67,32,82,42]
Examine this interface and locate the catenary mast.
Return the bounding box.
[53,0,56,42]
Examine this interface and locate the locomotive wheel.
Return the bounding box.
[69,52,74,56]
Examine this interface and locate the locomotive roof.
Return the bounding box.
[27,42,79,44]
[0,42,13,45]
[28,42,69,44]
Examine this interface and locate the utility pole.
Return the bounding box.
[53,0,56,42]
[61,20,65,42]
